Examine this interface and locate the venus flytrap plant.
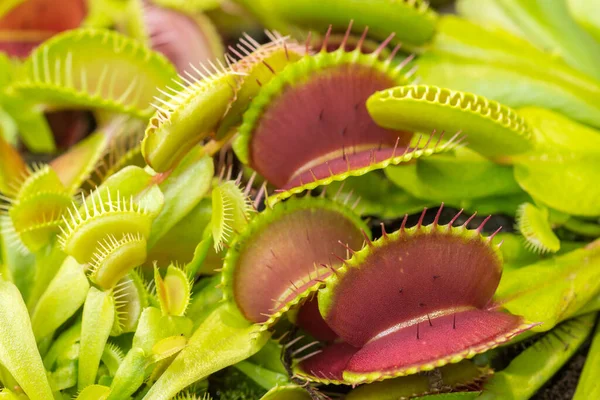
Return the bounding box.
[1,4,600,398]
[222,196,369,328]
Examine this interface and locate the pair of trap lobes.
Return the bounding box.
[224,198,532,384]
[143,25,531,215]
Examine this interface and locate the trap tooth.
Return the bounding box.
[260,0,437,48]
[221,197,368,326]
[142,60,240,172]
[367,85,534,157]
[293,206,533,384]
[9,28,178,119]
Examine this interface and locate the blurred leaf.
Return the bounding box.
[496,247,600,332]
[143,302,270,400]
[0,279,53,400]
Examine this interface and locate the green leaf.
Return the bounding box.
[260,385,311,400]
[149,150,213,247]
[574,317,600,399]
[488,0,600,81]
[187,274,223,330]
[260,0,438,48]
[106,348,146,400]
[30,256,89,340]
[147,198,215,269]
[456,0,525,38]
[568,0,600,42]
[0,279,53,400]
[326,173,433,219]
[75,385,111,400]
[43,319,81,370]
[496,247,600,332]
[131,307,193,354]
[479,313,596,399]
[78,287,116,390]
[513,152,600,217]
[385,146,521,202]
[234,360,288,391]
[143,302,270,400]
